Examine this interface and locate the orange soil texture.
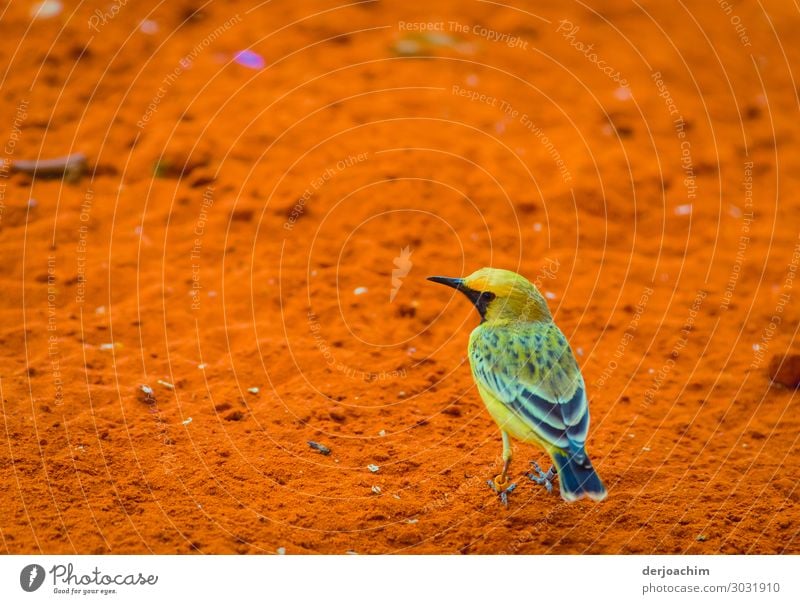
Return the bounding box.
[0,0,798,555]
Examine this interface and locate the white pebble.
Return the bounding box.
[614,86,632,101]
[354,286,368,295]
[674,204,692,216]
[394,40,420,55]
[30,0,61,19]
[139,19,158,34]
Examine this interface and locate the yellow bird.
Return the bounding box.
[428,267,607,504]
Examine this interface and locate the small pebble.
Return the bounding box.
[276,547,286,555]
[367,464,379,473]
[30,0,61,19]
[248,387,260,394]
[198,363,207,370]
[354,286,368,295]
[139,19,158,34]
[674,204,692,216]
[768,353,800,388]
[393,39,421,56]
[371,485,381,495]
[696,534,707,542]
[378,429,386,437]
[405,518,418,524]
[157,379,174,390]
[182,417,192,426]
[233,49,265,70]
[614,86,632,101]
[425,32,454,47]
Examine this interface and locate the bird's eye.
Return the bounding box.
[482,291,496,302]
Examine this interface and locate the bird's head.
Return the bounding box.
[427,267,552,323]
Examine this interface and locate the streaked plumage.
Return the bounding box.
[428,267,607,503]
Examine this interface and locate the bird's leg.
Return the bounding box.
[528,460,557,494]
[487,431,517,506]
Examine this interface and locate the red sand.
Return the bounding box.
[1,0,798,554]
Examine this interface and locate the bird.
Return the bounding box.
[427,267,607,504]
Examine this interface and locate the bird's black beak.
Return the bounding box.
[427,275,495,321]
[426,276,464,290]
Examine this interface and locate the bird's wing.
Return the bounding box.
[469,322,589,455]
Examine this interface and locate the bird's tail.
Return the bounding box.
[552,450,607,502]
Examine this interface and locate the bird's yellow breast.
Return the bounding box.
[474,381,559,455]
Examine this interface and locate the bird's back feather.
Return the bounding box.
[468,321,589,457]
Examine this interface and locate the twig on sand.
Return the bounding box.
[307,441,331,455]
[10,152,87,181]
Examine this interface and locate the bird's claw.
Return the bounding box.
[528,461,556,494]
[487,475,517,507]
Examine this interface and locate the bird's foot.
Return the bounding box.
[528,461,556,494]
[487,474,517,507]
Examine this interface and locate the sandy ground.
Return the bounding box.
[0,0,799,554]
